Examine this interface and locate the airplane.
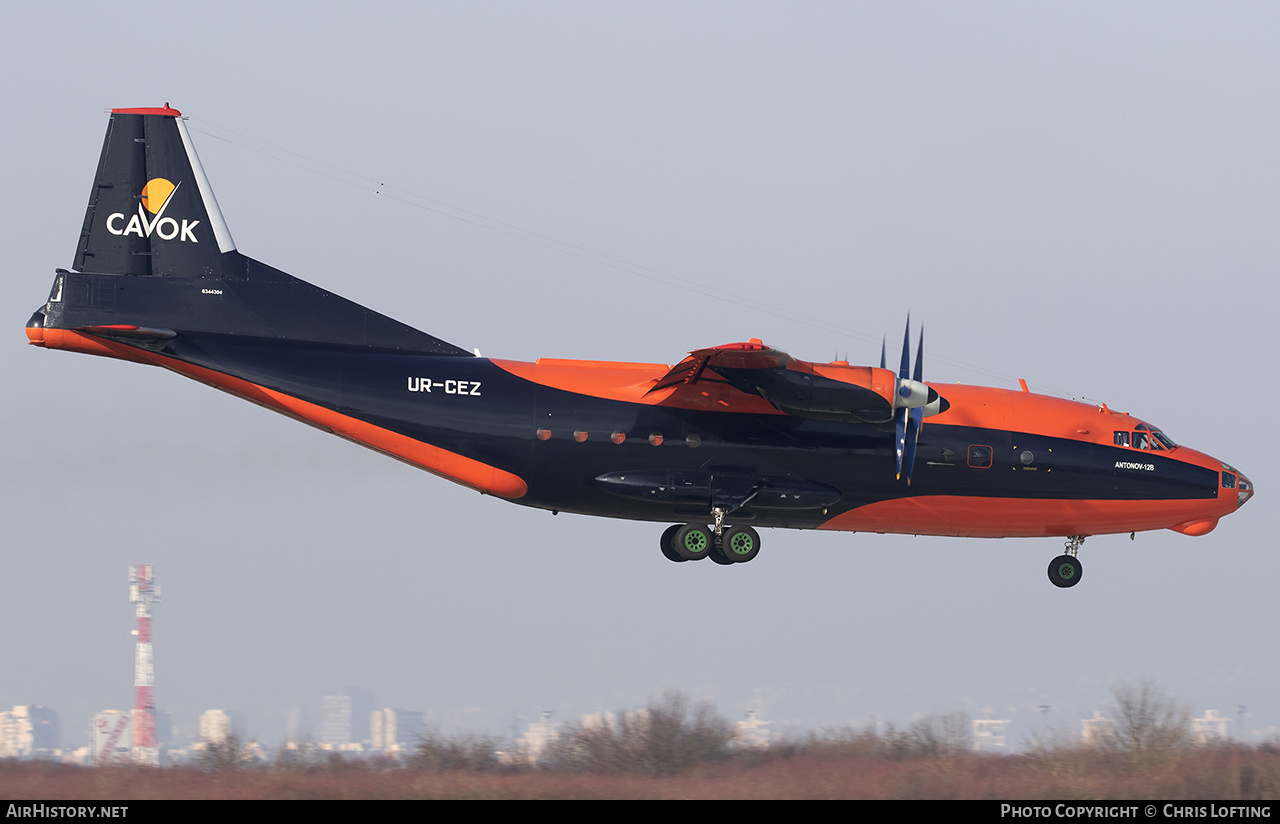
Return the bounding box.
[25,106,1254,588]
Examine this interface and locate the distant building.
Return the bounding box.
[199,710,230,744]
[347,689,373,743]
[1193,710,1230,744]
[321,689,374,746]
[733,710,771,749]
[971,718,1011,753]
[90,711,132,765]
[510,712,560,763]
[370,708,425,752]
[322,694,352,746]
[1081,711,1115,746]
[285,705,307,746]
[0,705,60,757]
[581,708,649,732]
[155,710,173,748]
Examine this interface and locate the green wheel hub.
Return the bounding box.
[672,524,713,560]
[1048,554,1083,588]
[727,532,755,556]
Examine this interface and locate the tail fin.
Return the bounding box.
[75,105,237,278]
[34,105,468,356]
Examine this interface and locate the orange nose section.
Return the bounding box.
[1171,518,1219,536]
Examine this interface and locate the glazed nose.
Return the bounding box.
[1237,472,1254,508]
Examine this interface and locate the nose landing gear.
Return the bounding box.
[1048,535,1086,588]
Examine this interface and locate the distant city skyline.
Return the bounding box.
[0,698,1248,765]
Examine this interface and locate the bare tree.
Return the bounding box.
[541,691,735,776]
[1103,680,1192,769]
[880,712,972,759]
[199,731,262,772]
[409,730,502,772]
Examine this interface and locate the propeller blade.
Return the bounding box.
[899,316,911,379]
[904,406,923,484]
[913,327,924,383]
[894,319,929,484]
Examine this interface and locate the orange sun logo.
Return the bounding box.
[139,178,176,214]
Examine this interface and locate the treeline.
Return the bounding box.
[176,684,1280,800]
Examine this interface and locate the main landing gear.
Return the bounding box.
[660,509,761,565]
[1047,535,1086,588]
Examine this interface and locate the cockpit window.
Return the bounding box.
[1115,427,1178,451]
[1222,472,1237,489]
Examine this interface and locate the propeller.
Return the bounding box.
[891,317,943,484]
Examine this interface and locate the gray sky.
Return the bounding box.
[2,2,1276,748]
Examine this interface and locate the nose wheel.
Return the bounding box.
[1048,535,1085,588]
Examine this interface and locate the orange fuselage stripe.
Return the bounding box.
[36,329,528,499]
[819,495,1225,538]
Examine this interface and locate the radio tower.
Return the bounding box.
[129,565,160,765]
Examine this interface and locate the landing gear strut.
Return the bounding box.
[1047,535,1085,588]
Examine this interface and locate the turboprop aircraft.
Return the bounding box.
[25,106,1254,587]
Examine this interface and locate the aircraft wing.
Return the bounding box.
[650,340,897,423]
[648,340,794,393]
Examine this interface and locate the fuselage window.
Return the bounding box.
[968,445,993,469]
